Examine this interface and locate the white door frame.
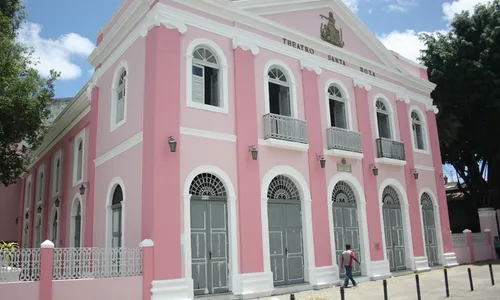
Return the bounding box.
[418,188,445,265]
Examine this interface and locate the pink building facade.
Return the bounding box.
[1,0,459,299]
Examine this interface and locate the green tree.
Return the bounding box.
[419,0,500,209]
[0,0,59,186]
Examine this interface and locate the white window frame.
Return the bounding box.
[24,175,32,211]
[72,129,85,187]
[186,38,229,114]
[50,205,60,247]
[70,195,84,248]
[373,94,397,140]
[22,219,30,248]
[52,150,62,197]
[263,60,298,118]
[34,213,43,248]
[36,164,45,205]
[325,79,353,130]
[105,177,126,250]
[110,61,128,132]
[409,106,430,154]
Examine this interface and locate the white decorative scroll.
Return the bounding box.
[140,11,188,37]
[232,37,260,55]
[85,69,101,99]
[395,90,411,104]
[426,104,439,114]
[353,77,372,91]
[300,59,322,75]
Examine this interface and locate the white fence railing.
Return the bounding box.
[0,248,41,282]
[452,233,468,248]
[53,247,142,280]
[471,232,489,245]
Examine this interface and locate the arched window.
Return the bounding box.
[192,47,221,107]
[25,178,32,210]
[111,185,123,248]
[411,110,425,150]
[55,158,61,193]
[376,99,392,139]
[267,66,291,117]
[115,69,127,124]
[37,172,44,203]
[23,219,30,248]
[71,199,82,248]
[328,85,347,129]
[35,215,42,248]
[51,210,59,246]
[76,141,83,182]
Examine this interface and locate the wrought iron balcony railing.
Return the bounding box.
[376,137,405,161]
[263,113,308,144]
[326,127,363,153]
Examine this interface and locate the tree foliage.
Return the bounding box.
[0,0,59,186]
[419,0,500,208]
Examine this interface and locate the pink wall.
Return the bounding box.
[0,282,38,299]
[52,277,142,300]
[0,183,21,242]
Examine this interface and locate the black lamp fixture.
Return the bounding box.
[317,154,326,169]
[15,217,19,224]
[411,169,419,180]
[168,136,177,152]
[249,145,258,160]
[25,212,29,219]
[37,205,42,214]
[54,197,60,208]
[79,182,88,196]
[370,164,379,176]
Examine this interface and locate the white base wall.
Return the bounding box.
[443,252,459,267]
[366,260,391,280]
[151,278,193,300]
[232,271,274,299]
[309,265,340,288]
[413,256,431,272]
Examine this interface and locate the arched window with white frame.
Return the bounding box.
[34,214,42,248]
[110,185,123,248]
[411,110,425,150]
[267,66,292,117]
[111,67,127,130]
[54,157,61,195]
[192,46,221,108]
[70,197,83,248]
[376,99,392,139]
[328,84,348,129]
[23,218,30,248]
[76,141,83,182]
[24,176,32,210]
[36,166,45,204]
[51,208,59,247]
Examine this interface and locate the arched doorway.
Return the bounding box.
[421,193,438,266]
[72,200,82,248]
[189,173,229,296]
[382,186,406,272]
[332,181,361,277]
[111,185,123,248]
[267,175,304,286]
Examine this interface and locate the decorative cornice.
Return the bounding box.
[395,91,411,104]
[85,69,101,99]
[232,37,260,55]
[353,77,372,91]
[426,104,439,114]
[300,59,322,75]
[139,11,188,37]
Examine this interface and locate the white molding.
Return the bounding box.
[408,105,430,155]
[49,204,60,247]
[418,188,445,266]
[185,38,229,115]
[51,149,63,197]
[69,194,84,248]
[151,278,192,300]
[232,36,260,55]
[182,165,239,296]
[324,149,363,160]
[326,172,371,279]
[231,272,274,297]
[95,131,143,167]
[390,50,427,70]
[35,164,45,205]
[110,60,129,132]
[366,259,391,280]
[300,59,322,75]
[414,165,434,172]
[105,177,125,249]
[353,77,372,91]
[374,157,407,167]
[378,178,415,271]
[41,240,54,249]
[395,91,411,104]
[260,165,315,284]
[72,128,86,187]
[263,59,299,118]
[413,256,431,272]
[324,78,354,131]
[139,239,154,247]
[258,138,309,151]
[373,93,397,140]
[139,9,188,37]
[443,252,458,267]
[426,104,439,114]
[180,127,236,142]
[234,0,334,15]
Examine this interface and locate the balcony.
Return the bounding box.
[376,137,405,161]
[263,113,308,144]
[326,127,363,153]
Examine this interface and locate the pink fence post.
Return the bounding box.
[485,229,494,260]
[463,229,474,263]
[140,239,154,300]
[39,240,54,300]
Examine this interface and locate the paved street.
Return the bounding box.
[265,263,500,300]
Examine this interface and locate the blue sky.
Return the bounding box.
[20,0,485,179]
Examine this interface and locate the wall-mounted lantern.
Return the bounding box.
[411,169,419,180]
[249,145,258,160]
[370,164,378,176]
[317,154,326,169]
[168,136,177,153]
[79,183,89,196]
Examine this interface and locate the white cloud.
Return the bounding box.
[16,22,95,80]
[442,0,490,21]
[387,0,418,13]
[342,0,359,12]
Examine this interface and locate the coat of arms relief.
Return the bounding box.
[320,12,345,48]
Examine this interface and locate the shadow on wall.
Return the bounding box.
[0,183,21,243]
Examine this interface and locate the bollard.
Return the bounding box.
[444,268,450,297]
[467,268,474,291]
[415,274,421,300]
[489,263,495,286]
[383,279,388,300]
[290,293,295,300]
[340,286,345,300]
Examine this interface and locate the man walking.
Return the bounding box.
[341,244,360,288]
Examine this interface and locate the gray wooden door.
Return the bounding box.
[267,175,304,287]
[268,200,304,286]
[331,181,361,277]
[382,186,406,272]
[421,193,439,266]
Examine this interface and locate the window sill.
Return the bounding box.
[375,157,407,167]
[258,138,309,152]
[324,149,363,160]
[110,119,126,132]
[413,148,430,155]
[187,101,228,114]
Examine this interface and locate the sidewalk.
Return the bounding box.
[264,262,500,299]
